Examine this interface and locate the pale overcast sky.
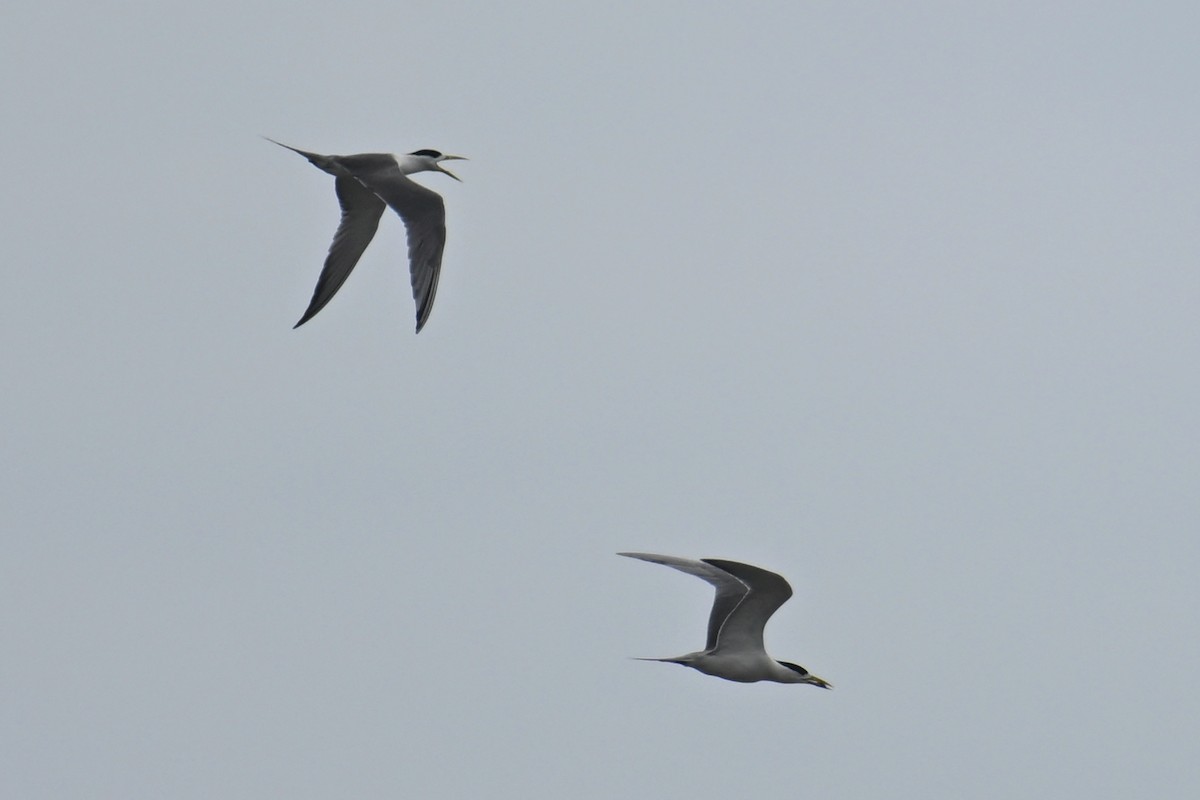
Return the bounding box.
[3,2,1199,797]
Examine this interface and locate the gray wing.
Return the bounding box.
[618,553,750,651]
[347,163,447,334]
[701,559,793,654]
[293,176,386,328]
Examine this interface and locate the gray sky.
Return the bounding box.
[3,1,1198,797]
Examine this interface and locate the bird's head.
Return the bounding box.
[777,661,833,689]
[406,149,468,181]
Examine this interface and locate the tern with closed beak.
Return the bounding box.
[619,552,831,687]
[267,138,466,333]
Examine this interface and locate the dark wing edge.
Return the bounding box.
[354,169,447,333]
[701,559,794,651]
[404,201,446,333]
[293,176,386,328]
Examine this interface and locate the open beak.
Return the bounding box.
[807,675,833,690]
[436,155,467,182]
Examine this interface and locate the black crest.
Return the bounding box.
[778,661,810,676]
[408,149,443,158]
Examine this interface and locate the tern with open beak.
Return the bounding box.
[267,138,466,333]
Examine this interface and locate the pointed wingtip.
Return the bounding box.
[414,304,433,333]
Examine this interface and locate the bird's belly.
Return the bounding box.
[691,652,773,682]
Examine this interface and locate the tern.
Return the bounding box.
[618,552,831,687]
[267,138,466,332]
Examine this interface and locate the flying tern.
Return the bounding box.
[267,138,466,332]
[618,552,831,687]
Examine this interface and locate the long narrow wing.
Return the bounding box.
[618,552,750,651]
[293,176,386,328]
[346,163,447,333]
[701,559,793,654]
